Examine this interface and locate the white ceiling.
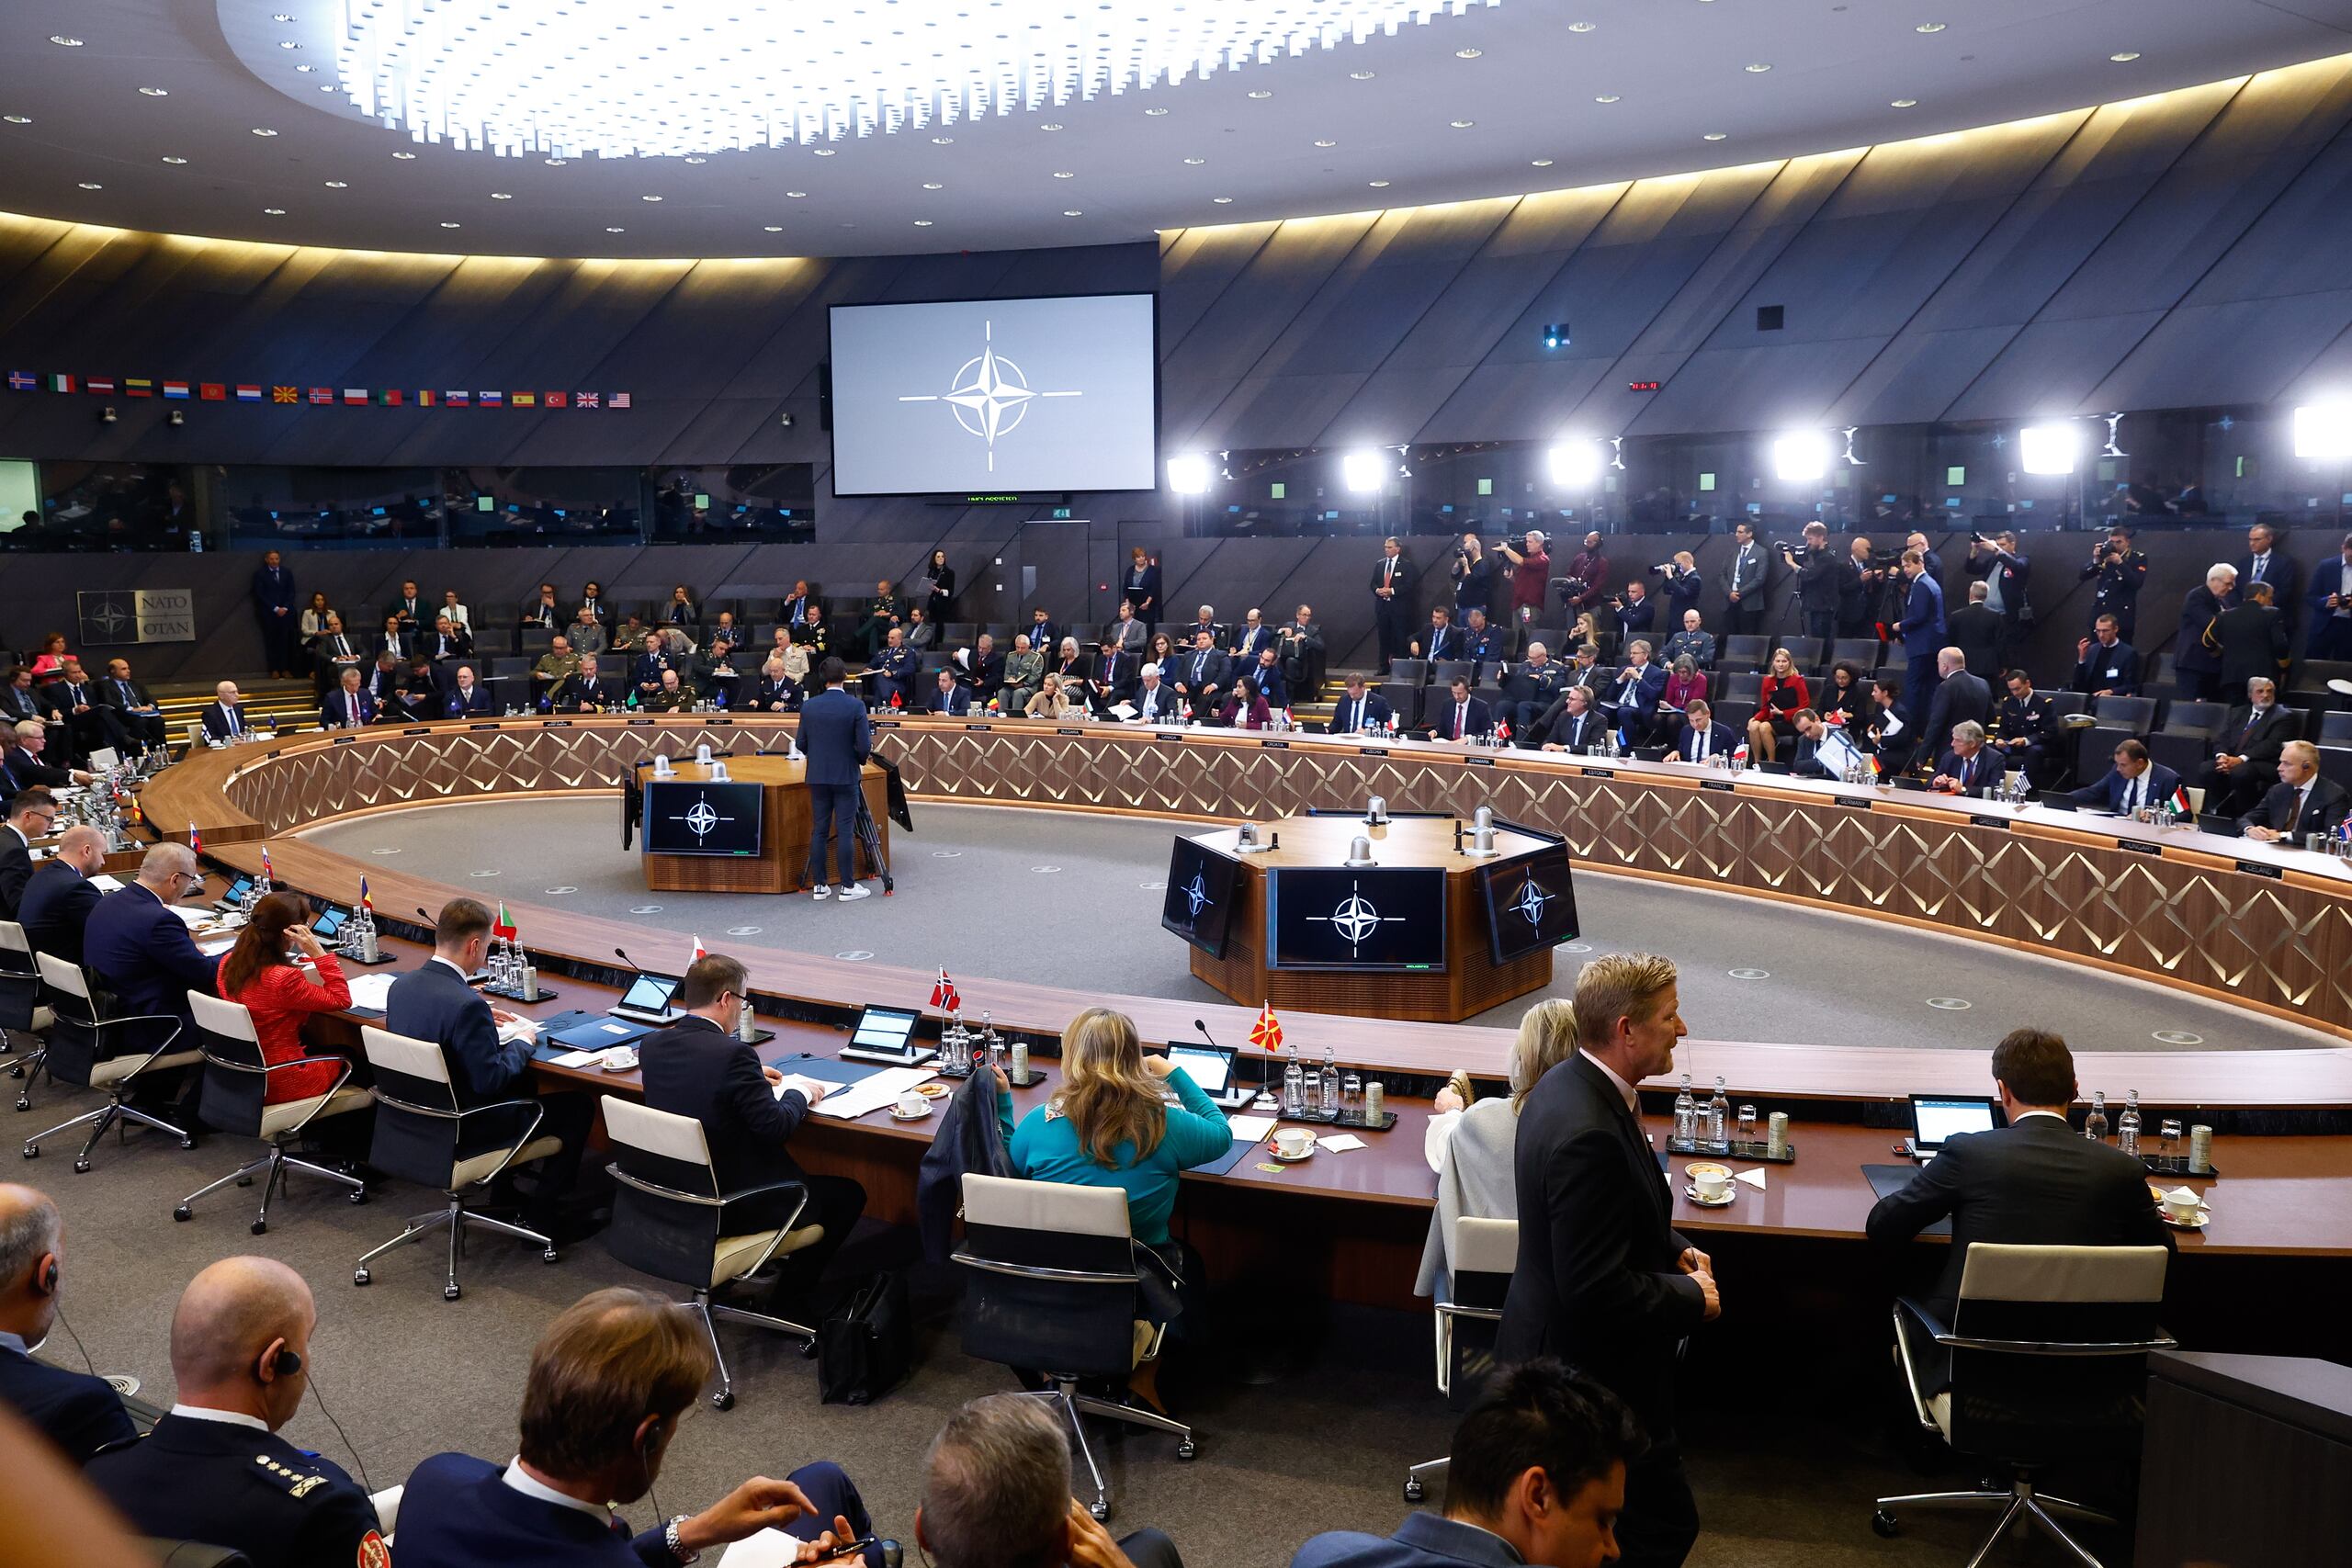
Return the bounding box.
[0,0,2346,259]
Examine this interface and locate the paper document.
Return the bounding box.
[549,1049,603,1069]
[1110,701,1138,720]
[497,1018,539,1046]
[195,934,239,956]
[808,1065,937,1120]
[1319,1134,1368,1153]
[773,1072,831,1104]
[88,874,123,893]
[165,904,211,928]
[717,1530,808,1568]
[344,973,398,1011]
[1226,1114,1277,1145]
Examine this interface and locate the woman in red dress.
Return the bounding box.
[216,893,350,1103]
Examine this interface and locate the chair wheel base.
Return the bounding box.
[249,1220,268,1236]
[14,1098,28,1111]
[801,1340,820,1360]
[443,1284,462,1301]
[541,1247,559,1264]
[21,1145,36,1159]
[348,1188,368,1204]
[173,1205,192,1222]
[1403,1479,1424,1504]
[1089,1500,1110,1522]
[236,1175,254,1187]
[1176,1440,1197,1461]
[178,1136,195,1150]
[1871,1510,1899,1539]
[74,1158,90,1174]
[353,1269,371,1287]
[712,1391,736,1411]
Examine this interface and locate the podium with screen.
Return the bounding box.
[1175,814,1559,1023]
[632,755,889,896]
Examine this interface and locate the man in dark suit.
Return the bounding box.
[2242,741,2350,843]
[1610,580,1656,649]
[1171,632,1229,724]
[427,614,476,671]
[0,790,48,921]
[1289,1361,1641,1568]
[2234,522,2299,633]
[321,668,377,730]
[314,614,367,694]
[2310,531,2352,661]
[1782,522,1838,643]
[250,549,299,677]
[1497,953,1714,1568]
[1664,700,1736,764]
[1720,520,1769,637]
[385,898,584,1235]
[2210,581,2290,695]
[1424,678,1492,743]
[2173,565,2240,702]
[397,1287,877,1568]
[518,582,563,631]
[446,666,497,716]
[1372,536,1417,671]
[925,669,972,716]
[390,580,426,627]
[18,825,106,965]
[2069,615,2142,698]
[2068,739,2183,816]
[1,725,90,802]
[556,657,615,712]
[193,680,254,742]
[1992,670,2061,790]
[1600,642,1668,749]
[94,658,167,751]
[1894,550,1946,724]
[1082,641,1134,716]
[40,659,129,762]
[1929,721,2007,797]
[1410,605,1461,664]
[800,660,872,901]
[1532,684,1607,754]
[1499,645,1571,742]
[1278,604,1328,696]
[1866,1029,2171,1386]
[639,955,868,1318]
[1132,665,1184,727]
[865,628,918,710]
[0,669,61,756]
[2198,676,2300,817]
[1944,582,2003,683]
[1323,674,1392,737]
[0,1183,134,1464]
[85,844,216,1122]
[1920,648,1991,761]
[88,1257,383,1567]
[1228,608,1276,665]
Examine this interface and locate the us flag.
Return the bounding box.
[609,391,631,409]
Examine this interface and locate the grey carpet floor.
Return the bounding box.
[304,798,2323,1054]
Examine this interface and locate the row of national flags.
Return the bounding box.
[6,371,630,410]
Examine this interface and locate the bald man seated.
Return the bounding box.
[87,1256,385,1568]
[0,1184,133,1465]
[17,825,107,966]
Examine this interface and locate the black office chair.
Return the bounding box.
[1778,636,1824,671]
[1723,634,1770,671]
[1388,658,1430,688]
[22,953,198,1171]
[1724,671,1764,705]
[0,919,48,1087]
[349,1025,563,1300]
[1378,682,1423,731]
[2160,700,2226,738]
[1428,659,1475,691]
[1827,637,1883,673]
[1404,1214,1516,1503]
[172,991,372,1235]
[953,1173,1195,1520]
[145,1542,254,1568]
[601,1095,826,1411]
[1875,1242,2173,1565]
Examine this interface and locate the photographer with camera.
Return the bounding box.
[1720,521,1768,637]
[2079,525,2148,642]
[1652,551,1703,624]
[1837,537,1886,640]
[1780,522,1838,642]
[1498,530,1559,620]
[1452,532,1494,623]
[1964,529,2033,671]
[1609,580,1656,649]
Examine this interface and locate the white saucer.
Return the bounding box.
[1272,1146,1316,1163]
[888,1104,933,1122]
[1682,1185,1736,1208]
[2158,1207,2211,1230]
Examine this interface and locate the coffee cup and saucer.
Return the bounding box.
[2152,1183,2211,1229]
[889,1091,933,1122]
[1272,1127,1317,1162]
[1684,1162,1736,1207]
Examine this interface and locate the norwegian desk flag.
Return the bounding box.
[1248,1001,1283,1054]
[931,967,961,1014]
[492,901,517,941]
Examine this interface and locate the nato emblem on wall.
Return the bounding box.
[78,588,197,646]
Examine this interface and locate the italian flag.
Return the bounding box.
[492,900,517,940]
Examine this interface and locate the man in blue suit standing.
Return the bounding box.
[2068,739,2181,814]
[1895,548,1946,726]
[85,842,217,1119]
[250,548,298,678]
[800,659,872,903]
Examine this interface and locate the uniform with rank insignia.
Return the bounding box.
[88,1408,386,1568]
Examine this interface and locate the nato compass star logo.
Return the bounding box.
[670,788,734,842]
[898,319,1082,473]
[1181,872,1214,922]
[1308,878,1406,957]
[85,592,136,643]
[1508,874,1553,930]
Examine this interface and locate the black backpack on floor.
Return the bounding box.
[817,1272,911,1404]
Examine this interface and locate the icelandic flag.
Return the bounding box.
[5,371,32,392]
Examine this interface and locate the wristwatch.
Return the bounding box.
[666,1515,699,1563]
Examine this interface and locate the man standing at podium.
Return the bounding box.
[801,659,871,904]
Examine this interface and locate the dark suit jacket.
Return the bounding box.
[798,688,870,787]
[1932,748,2007,796]
[1611,596,1657,646]
[1600,661,1668,717]
[2068,761,2183,813]
[2070,640,2142,697]
[1428,694,1493,741]
[1130,682,1182,725]
[2234,551,2301,613]
[1898,573,1946,656]
[1945,604,2004,682]
[85,882,217,1032]
[639,1015,814,1206]
[1670,720,1739,762]
[1293,1511,1526,1568]
[17,859,100,963]
[2211,603,2290,692]
[2173,584,2234,676]
[320,687,377,728]
[1533,701,1605,753]
[2214,704,2300,768]
[198,701,254,740]
[1322,692,1393,735]
[956,649,1007,696]
[1865,1114,2172,1322]
[1371,554,1416,599]
[445,683,496,716]
[925,684,971,716]
[555,675,613,711]
[250,563,296,616]
[2243,777,2351,837]
[1922,669,1992,754]
[393,1451,668,1568]
[0,1340,135,1463]
[1173,648,1229,693]
[384,956,526,1105]
[87,1413,379,1568]
[1496,1054,1705,1438]
[0,828,30,920]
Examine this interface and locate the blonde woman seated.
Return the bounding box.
[1416,998,1578,1305]
[1023,671,1073,719]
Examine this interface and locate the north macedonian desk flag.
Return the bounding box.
[1248,1001,1282,1053]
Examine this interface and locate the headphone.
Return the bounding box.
[261,1347,302,1379]
[40,1258,58,1294]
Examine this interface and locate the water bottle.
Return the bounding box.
[1302,1054,1322,1119]
[978,1011,1002,1073]
[1672,1074,1697,1144]
[1319,1043,1340,1118]
[2117,1089,2142,1157]
[1282,1047,1306,1116]
[1706,1077,1729,1146]
[2084,1090,2108,1142]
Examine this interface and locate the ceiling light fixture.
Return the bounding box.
[913,219,933,226]
[786,189,807,197]
[1350,70,1375,80]
[763,224,783,231]
[922,181,944,188]
[931,136,954,144]
[1145,107,1168,116]
[2,117,28,125]
[1455,47,1483,58]
[278,39,300,50]
[440,220,461,228]
[1567,21,1598,32]
[1702,131,1728,141]
[545,157,567,165]
[1744,62,1771,73]
[1039,122,1065,130]
[1595,93,1620,103]
[324,179,347,186]
[1183,155,1205,164]
[1368,178,1390,187]
[1915,21,1947,33]
[1212,196,1233,203]
[140,87,170,96]
[1891,97,1918,107]
[683,154,706,163]
[77,182,103,190]
[491,191,514,198]
[252,128,279,137]
[273,12,295,20]
[1531,158,1553,166]
[1247,89,1272,98]
[392,150,417,158]
[1052,170,1074,178]
[812,148,837,156]
[1450,119,1475,128]
[319,84,338,92]
[162,155,187,164]
[263,208,286,215]
[605,225,626,231]
[1062,209,1083,216]
[2110,51,2142,62]
[49,37,84,48]
[640,193,662,200]
[295,64,316,73]
[1313,139,1336,147]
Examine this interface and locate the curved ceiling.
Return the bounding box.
[0,0,2346,259]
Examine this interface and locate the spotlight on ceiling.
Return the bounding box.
[1340,449,1385,495]
[1545,439,1606,490]
[2018,422,2082,476]
[1771,431,1831,484]
[1165,454,1212,495]
[1542,322,1570,351]
[2292,400,2352,461]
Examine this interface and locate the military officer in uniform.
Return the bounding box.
[641,669,700,713]
[532,635,583,706]
[865,626,919,710]
[1993,668,2062,791]
[88,1257,385,1568]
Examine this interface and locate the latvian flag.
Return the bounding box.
[161,380,191,400]
[46,374,75,393]
[511,390,537,408]
[574,390,601,410]
[235,385,266,402]
[342,388,368,406]
[544,390,568,409]
[269,386,297,403]
[308,387,334,405]
[198,383,226,401]
[609,391,631,409]
[85,376,117,395]
[444,389,470,407]
[124,378,155,398]
[5,371,31,392]
[478,389,503,407]
[374,388,403,407]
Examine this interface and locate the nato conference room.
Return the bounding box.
[4,4,2352,1567]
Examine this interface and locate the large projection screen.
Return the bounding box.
[828,293,1159,495]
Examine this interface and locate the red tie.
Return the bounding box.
[348,694,358,724]
[1456,704,1466,739]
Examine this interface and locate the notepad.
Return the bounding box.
[344,973,398,1011]
[1226,1114,1277,1144]
[808,1065,938,1120]
[773,1072,831,1104]
[548,1049,603,1068]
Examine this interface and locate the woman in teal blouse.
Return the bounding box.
[995,1007,1232,1249]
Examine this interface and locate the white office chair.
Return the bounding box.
[1406,1215,1517,1503]
[953,1173,1196,1520]
[601,1096,826,1411]
[172,991,373,1234]
[1877,1242,2174,1565]
[22,953,200,1170]
[350,1025,564,1300]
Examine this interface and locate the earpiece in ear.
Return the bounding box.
[262,1347,302,1380]
[40,1258,58,1294]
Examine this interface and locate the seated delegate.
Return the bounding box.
[0,1182,136,1463]
[1418,998,1577,1300]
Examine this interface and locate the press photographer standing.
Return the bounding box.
[1451,533,1494,624]
[2080,526,2149,642]
[1781,522,1837,643]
